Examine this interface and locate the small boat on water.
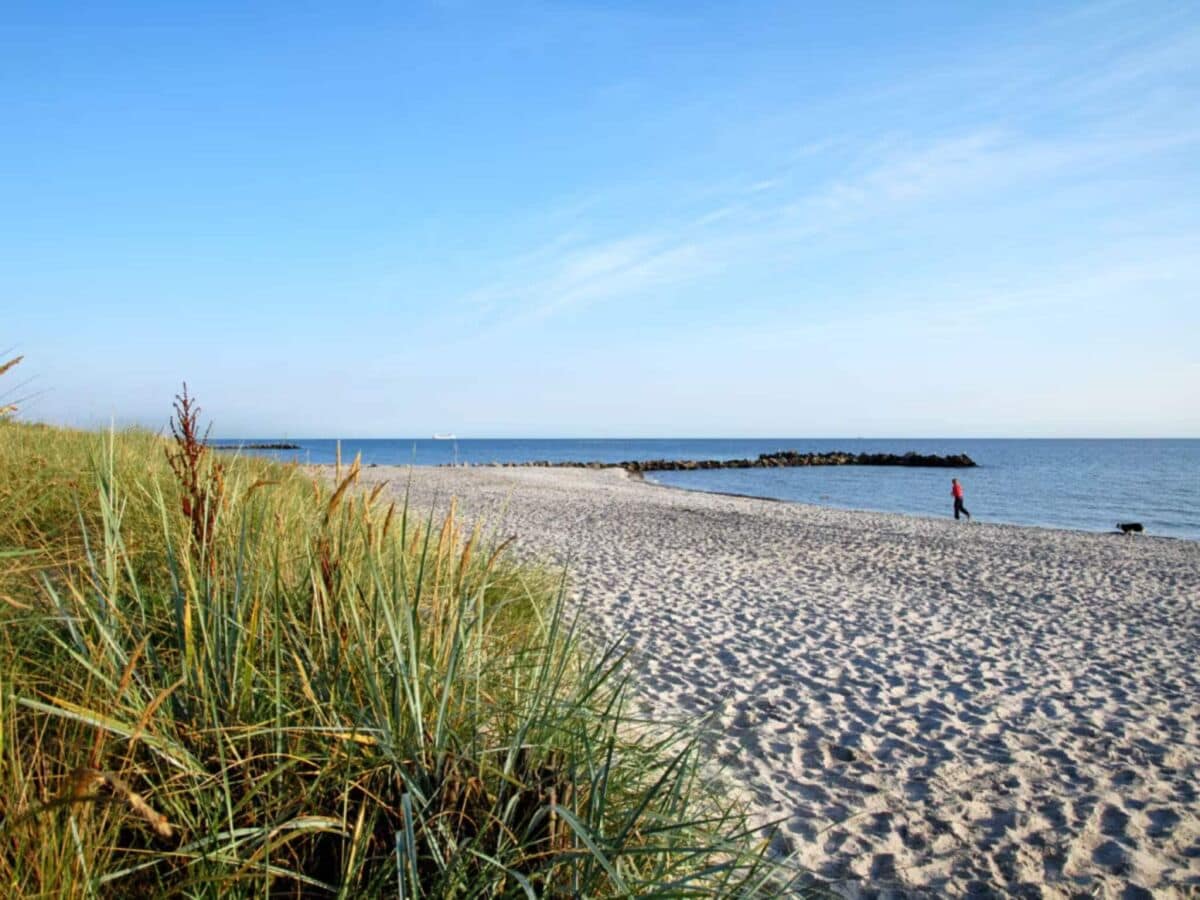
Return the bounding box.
[432,433,457,440]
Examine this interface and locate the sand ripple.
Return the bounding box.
[359,466,1200,898]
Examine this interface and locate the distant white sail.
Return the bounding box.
[432,433,457,440]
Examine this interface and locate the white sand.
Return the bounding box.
[353,464,1200,897]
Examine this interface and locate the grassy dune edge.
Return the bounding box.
[0,405,809,897]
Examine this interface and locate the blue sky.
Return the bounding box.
[3,1,1198,437]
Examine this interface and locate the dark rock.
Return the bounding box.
[445,450,977,471]
[214,442,302,450]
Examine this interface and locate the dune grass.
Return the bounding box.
[0,392,805,897]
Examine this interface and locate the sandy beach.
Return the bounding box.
[354,464,1200,897]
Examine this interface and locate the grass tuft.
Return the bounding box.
[0,395,809,897]
[0,354,24,417]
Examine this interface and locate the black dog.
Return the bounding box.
[1117,522,1144,534]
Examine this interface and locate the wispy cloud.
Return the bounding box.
[453,122,1195,338]
[459,231,718,327]
[442,3,1199,340]
[666,236,1200,369]
[797,126,1199,222]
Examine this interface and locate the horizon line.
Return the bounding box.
[210,435,1200,441]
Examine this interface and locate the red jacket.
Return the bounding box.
[951,483,964,499]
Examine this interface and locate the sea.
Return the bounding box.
[221,439,1200,541]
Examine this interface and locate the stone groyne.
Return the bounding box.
[214,442,301,450]
[456,450,977,472]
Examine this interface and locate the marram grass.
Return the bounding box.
[0,412,809,897]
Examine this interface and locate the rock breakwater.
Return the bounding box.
[214,442,302,450]
[457,450,976,472]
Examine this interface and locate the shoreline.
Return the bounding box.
[635,474,1193,544]
[338,464,1200,896]
[337,463,1193,544]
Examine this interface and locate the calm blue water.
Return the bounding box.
[222,439,1200,540]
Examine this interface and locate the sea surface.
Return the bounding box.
[222,439,1200,540]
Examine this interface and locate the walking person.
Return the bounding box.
[951,478,971,521]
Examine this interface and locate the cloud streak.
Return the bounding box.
[435,0,1199,389]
